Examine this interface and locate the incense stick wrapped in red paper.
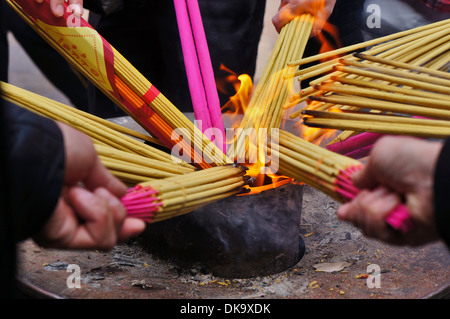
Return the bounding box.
[8,0,230,168]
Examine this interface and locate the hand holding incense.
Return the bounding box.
[337,136,444,242]
[273,130,414,233]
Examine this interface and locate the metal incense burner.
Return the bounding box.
[140,182,304,278]
[138,114,305,278]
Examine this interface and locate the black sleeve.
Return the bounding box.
[3,100,65,243]
[434,138,450,248]
[83,0,123,15]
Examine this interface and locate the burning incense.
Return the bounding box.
[354,53,450,80]
[297,51,450,139]
[285,19,450,146]
[337,59,450,90]
[304,117,450,139]
[285,43,450,143]
[230,14,314,162]
[122,165,250,223]
[271,130,413,233]
[7,0,230,168]
[309,95,450,119]
[288,18,450,67]
[313,83,450,110]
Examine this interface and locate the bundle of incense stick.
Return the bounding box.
[229,14,314,162]
[1,82,195,185]
[303,110,450,139]
[284,18,450,143]
[173,0,226,152]
[122,165,250,223]
[7,0,230,169]
[287,18,450,86]
[298,53,450,142]
[270,130,413,233]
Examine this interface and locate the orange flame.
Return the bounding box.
[219,66,295,194]
[298,107,343,146]
[221,73,253,120]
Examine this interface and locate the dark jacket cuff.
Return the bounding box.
[4,102,65,242]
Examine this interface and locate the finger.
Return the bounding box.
[352,164,379,190]
[33,195,77,248]
[50,0,65,17]
[67,186,116,250]
[272,4,300,33]
[272,12,286,33]
[337,189,370,224]
[359,187,400,239]
[278,0,289,10]
[93,187,127,237]
[83,157,128,199]
[118,218,146,242]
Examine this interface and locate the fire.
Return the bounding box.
[221,75,253,123]
[316,21,342,61]
[237,175,294,196]
[220,65,253,119]
[219,1,344,194]
[297,106,343,146]
[219,66,294,194]
[299,117,339,147]
[329,107,343,113]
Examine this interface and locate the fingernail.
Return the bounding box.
[56,4,64,17]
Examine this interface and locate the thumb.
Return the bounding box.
[118,218,146,242]
[83,157,127,199]
[352,164,379,190]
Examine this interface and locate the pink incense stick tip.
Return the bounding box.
[385,204,414,234]
[121,185,162,222]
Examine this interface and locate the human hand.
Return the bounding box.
[272,0,337,35]
[337,136,443,246]
[34,123,146,250]
[35,0,83,17]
